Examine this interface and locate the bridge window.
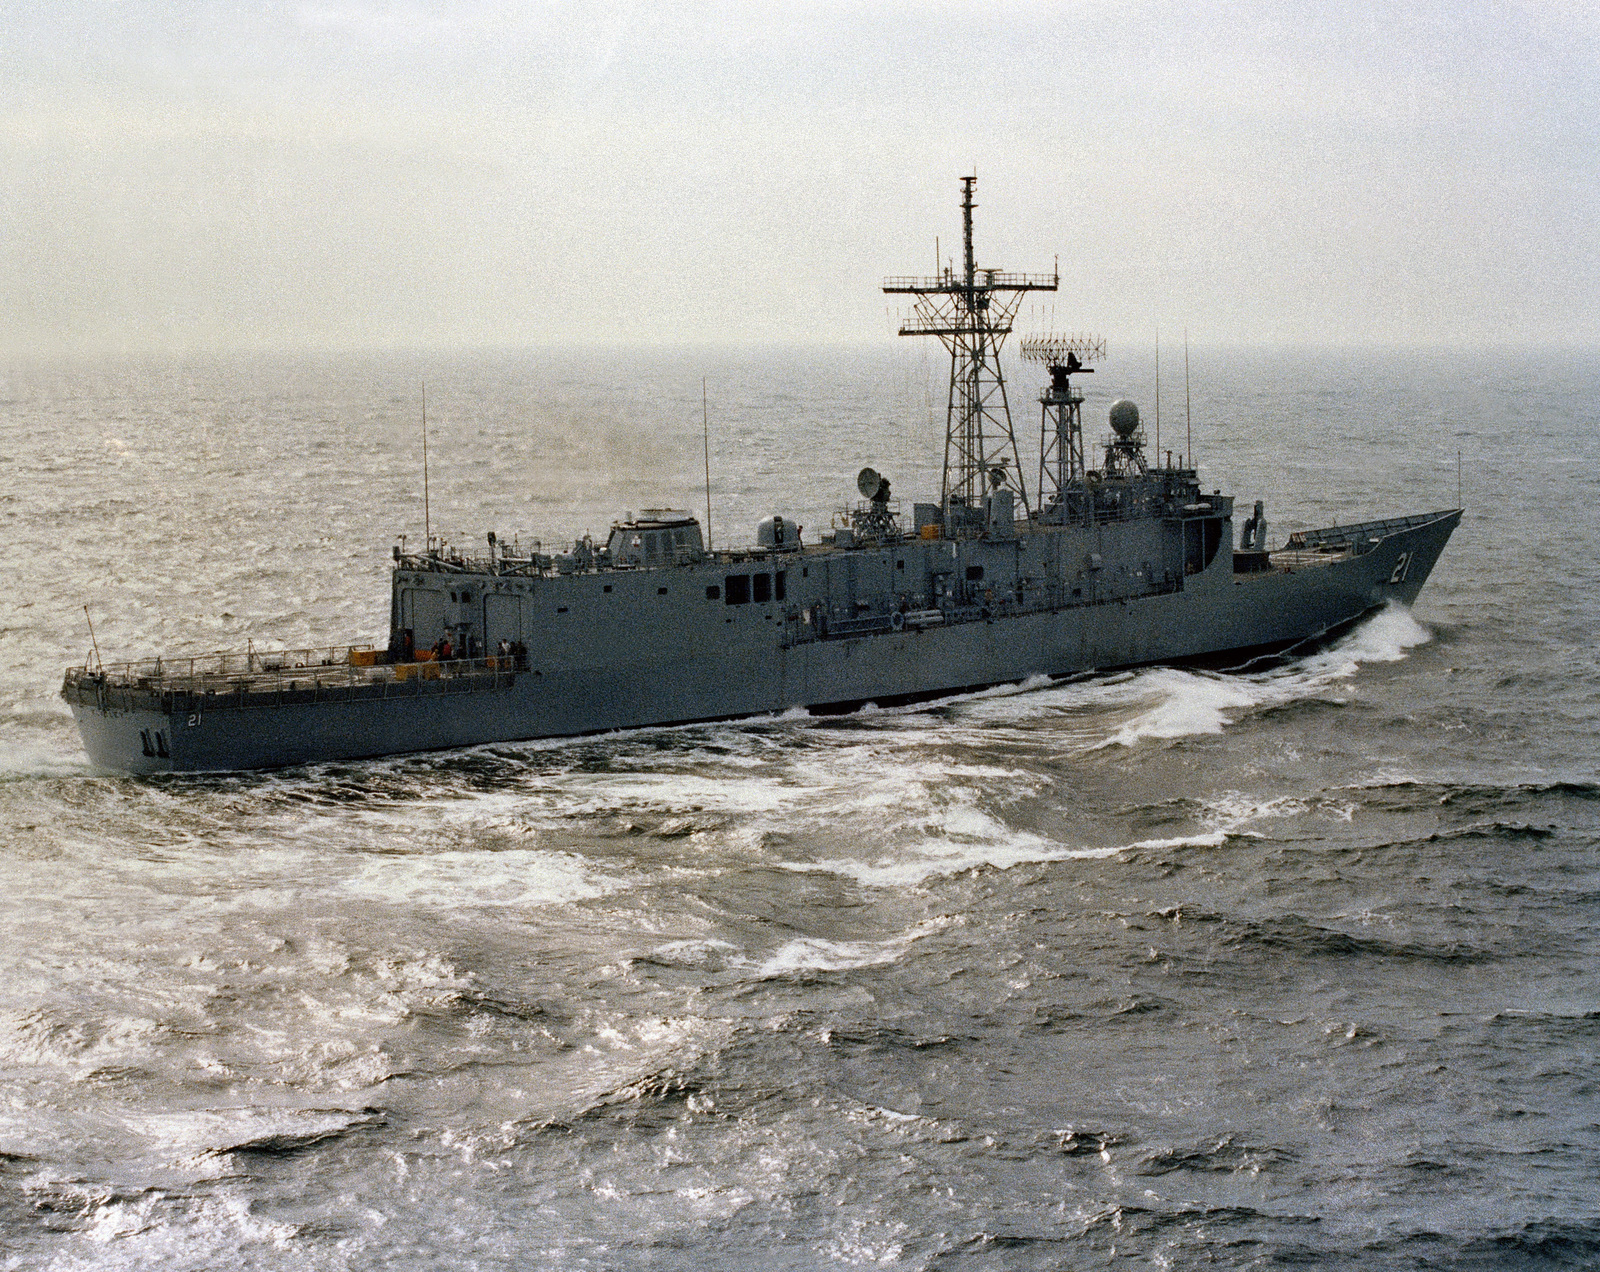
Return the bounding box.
[775,570,787,601]
[753,574,771,604]
[725,574,750,605]
[966,566,984,581]
[705,585,720,600]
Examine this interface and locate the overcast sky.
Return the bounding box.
[2,0,1595,354]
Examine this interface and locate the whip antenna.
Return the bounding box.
[702,377,713,552]
[83,605,102,673]
[1154,325,1161,461]
[1184,328,1192,468]
[421,381,431,549]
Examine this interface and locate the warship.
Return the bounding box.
[63,177,1460,774]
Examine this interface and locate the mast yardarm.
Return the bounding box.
[884,176,1058,531]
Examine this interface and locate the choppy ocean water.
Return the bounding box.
[0,344,1597,1269]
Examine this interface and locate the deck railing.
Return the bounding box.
[1283,510,1453,554]
[65,645,521,697]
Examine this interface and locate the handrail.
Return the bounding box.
[882,271,1059,292]
[1284,510,1456,552]
[64,651,522,698]
[66,643,376,686]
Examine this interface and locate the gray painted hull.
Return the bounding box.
[67,509,1460,774]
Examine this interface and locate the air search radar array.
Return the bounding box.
[1019,333,1106,370]
[1017,332,1106,501]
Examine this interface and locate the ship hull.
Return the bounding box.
[67,510,1460,774]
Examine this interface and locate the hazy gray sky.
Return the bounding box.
[2,0,1595,353]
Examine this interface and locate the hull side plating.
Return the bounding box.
[67,510,1460,773]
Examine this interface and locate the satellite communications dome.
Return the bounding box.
[1108,399,1141,439]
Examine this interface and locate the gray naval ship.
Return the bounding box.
[63,178,1460,773]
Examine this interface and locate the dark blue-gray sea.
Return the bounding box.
[1,344,1597,1269]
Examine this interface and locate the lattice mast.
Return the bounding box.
[884,178,1058,527]
[1020,334,1105,509]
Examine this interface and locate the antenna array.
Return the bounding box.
[1020,333,1106,366]
[884,176,1057,528]
[1022,332,1105,510]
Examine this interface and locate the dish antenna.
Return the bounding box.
[857,466,890,502]
[852,466,895,539]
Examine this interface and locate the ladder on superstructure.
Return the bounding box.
[884,177,1058,530]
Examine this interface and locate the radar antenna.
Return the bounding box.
[885,177,1058,534]
[1021,333,1104,516]
[852,466,897,539]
